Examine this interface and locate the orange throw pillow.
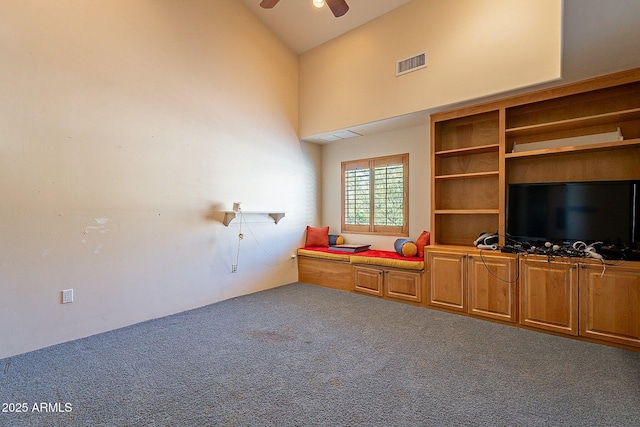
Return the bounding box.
[305,226,330,247]
[415,231,431,257]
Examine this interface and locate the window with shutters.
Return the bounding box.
[341,154,409,235]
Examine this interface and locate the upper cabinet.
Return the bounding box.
[503,78,640,185]
[505,81,640,156]
[431,68,640,247]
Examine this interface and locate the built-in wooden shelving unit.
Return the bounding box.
[426,69,640,351]
[430,67,640,246]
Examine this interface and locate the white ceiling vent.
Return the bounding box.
[396,52,427,76]
[318,130,362,142]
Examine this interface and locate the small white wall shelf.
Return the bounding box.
[222,211,285,226]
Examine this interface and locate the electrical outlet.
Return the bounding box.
[61,289,74,304]
[231,264,237,273]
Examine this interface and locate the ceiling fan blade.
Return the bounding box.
[326,0,349,17]
[260,0,280,9]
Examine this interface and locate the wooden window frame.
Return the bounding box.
[341,153,409,236]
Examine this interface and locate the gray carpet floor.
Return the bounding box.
[1,282,639,426]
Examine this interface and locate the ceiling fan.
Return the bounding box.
[259,0,349,18]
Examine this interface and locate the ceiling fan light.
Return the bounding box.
[313,0,325,8]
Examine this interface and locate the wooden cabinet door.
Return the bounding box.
[426,249,467,312]
[579,263,640,348]
[519,258,578,335]
[468,253,517,323]
[385,269,423,303]
[353,266,383,297]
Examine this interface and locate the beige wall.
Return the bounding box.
[321,124,430,249]
[300,0,562,138]
[0,0,320,359]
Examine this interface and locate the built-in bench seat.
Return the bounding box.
[297,247,424,268]
[297,247,426,303]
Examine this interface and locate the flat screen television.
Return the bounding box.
[507,181,639,248]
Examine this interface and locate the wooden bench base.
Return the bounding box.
[297,253,426,305]
[297,255,353,292]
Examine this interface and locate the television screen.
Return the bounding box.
[507,181,638,247]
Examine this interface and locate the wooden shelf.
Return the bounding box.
[434,144,499,158]
[505,138,640,159]
[222,211,285,226]
[505,108,640,138]
[434,209,500,215]
[434,171,499,180]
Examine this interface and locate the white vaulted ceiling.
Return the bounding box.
[239,0,413,54]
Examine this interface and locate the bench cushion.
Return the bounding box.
[298,247,424,270]
[350,249,424,270]
[297,247,351,262]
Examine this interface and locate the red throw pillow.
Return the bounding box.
[305,226,330,247]
[415,231,431,257]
